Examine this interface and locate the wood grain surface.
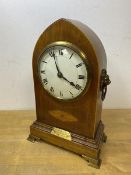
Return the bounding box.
[0,109,131,175]
[33,19,107,138]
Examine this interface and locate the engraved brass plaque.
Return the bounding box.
[51,127,71,141]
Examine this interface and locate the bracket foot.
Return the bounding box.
[81,155,101,168]
[103,133,107,143]
[27,134,41,143]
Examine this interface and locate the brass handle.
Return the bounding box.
[100,69,111,101]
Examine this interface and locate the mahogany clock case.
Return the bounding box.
[28,18,111,168]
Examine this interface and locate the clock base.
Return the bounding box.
[28,121,106,168]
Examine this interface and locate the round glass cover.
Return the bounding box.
[38,42,89,100]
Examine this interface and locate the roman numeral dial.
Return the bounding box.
[78,75,85,79]
[39,43,89,100]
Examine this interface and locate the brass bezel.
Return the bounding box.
[37,41,91,102]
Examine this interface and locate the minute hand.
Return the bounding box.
[53,54,63,78]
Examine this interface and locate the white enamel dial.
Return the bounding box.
[38,43,89,100]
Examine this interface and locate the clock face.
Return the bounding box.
[38,42,89,100]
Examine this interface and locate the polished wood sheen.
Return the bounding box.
[29,18,108,168]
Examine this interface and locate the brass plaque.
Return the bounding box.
[51,127,71,141]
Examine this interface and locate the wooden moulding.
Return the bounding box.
[28,120,106,168]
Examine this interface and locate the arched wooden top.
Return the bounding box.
[68,19,107,69]
[33,18,106,76]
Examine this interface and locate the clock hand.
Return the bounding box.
[61,76,75,87]
[62,75,83,90]
[52,54,81,90]
[61,75,83,91]
[53,54,63,78]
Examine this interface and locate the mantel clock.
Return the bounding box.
[28,18,111,168]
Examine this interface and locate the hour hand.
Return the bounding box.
[62,76,76,88]
[62,76,82,90]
